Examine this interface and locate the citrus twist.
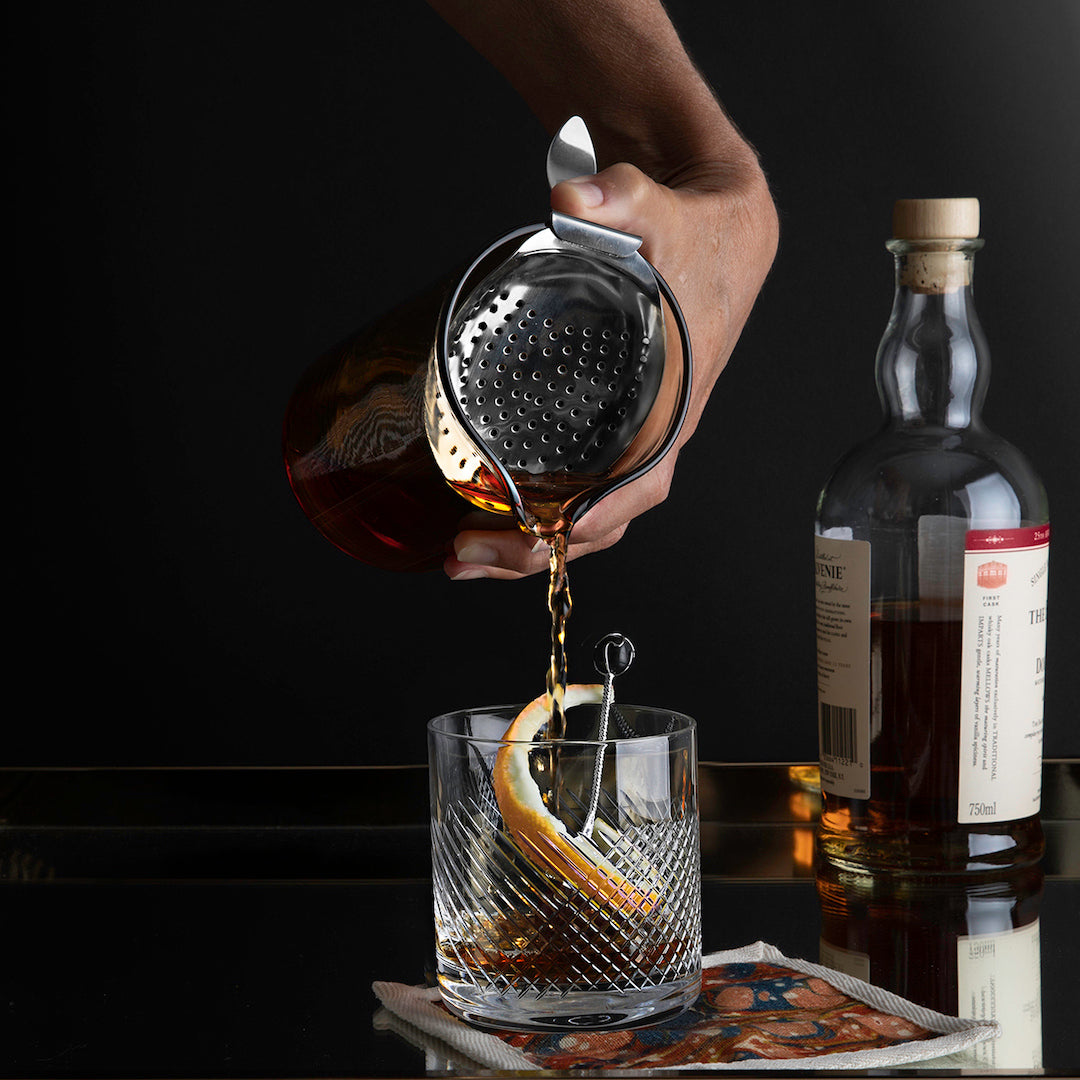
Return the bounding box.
[492,684,659,916]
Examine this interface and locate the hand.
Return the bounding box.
[446,154,778,580]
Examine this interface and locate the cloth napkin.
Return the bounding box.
[372,941,998,1071]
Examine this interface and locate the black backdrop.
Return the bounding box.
[11,1,1078,766]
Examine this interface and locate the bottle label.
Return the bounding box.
[957,526,1049,823]
[956,919,1042,1068]
[814,534,871,799]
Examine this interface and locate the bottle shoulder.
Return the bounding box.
[816,424,1049,530]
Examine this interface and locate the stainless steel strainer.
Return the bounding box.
[425,117,692,531]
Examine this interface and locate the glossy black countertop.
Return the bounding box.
[2,761,1077,1077]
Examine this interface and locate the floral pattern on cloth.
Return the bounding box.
[495,961,934,1069]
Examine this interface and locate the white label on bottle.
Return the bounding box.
[956,919,1043,1069]
[957,526,1049,823]
[814,534,871,799]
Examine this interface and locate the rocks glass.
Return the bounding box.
[428,703,701,1031]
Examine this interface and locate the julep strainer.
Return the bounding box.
[425,117,692,535]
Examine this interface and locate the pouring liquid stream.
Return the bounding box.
[537,528,572,818]
[544,530,571,742]
[509,472,588,817]
[511,474,591,742]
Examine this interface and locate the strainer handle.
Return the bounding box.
[546,116,597,188]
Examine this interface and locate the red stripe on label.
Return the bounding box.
[965,525,1051,552]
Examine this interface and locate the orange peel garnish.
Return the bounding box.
[492,684,659,916]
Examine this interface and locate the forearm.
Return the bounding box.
[426,0,757,183]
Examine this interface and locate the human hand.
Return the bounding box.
[446,154,778,581]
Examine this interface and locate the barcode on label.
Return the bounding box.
[820,703,857,763]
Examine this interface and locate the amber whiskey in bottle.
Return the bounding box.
[814,199,1050,872]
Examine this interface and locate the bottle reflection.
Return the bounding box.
[817,860,1043,1069]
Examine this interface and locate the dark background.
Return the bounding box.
[10,1,1078,766]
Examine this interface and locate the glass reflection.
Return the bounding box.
[817,859,1043,1069]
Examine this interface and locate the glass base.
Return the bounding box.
[437,969,702,1032]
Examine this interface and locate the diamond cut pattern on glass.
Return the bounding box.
[433,789,700,997]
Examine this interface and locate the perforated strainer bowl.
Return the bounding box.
[425,118,692,533]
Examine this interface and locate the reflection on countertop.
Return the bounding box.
[1,761,1076,1077]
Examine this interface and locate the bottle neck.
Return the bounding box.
[876,239,989,430]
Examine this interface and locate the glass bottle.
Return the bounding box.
[814,198,1050,872]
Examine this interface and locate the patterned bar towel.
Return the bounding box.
[372,941,998,1071]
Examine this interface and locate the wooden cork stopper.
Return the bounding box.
[892,198,980,293]
[892,198,980,240]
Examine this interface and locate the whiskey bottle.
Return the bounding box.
[814,199,1050,872]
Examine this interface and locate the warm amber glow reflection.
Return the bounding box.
[793,827,815,870]
[787,764,820,792]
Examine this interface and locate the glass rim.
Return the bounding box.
[427,702,695,747]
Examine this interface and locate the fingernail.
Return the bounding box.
[530,538,549,554]
[566,177,604,207]
[449,566,489,581]
[456,541,499,566]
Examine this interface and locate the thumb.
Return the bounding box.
[550,163,680,256]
